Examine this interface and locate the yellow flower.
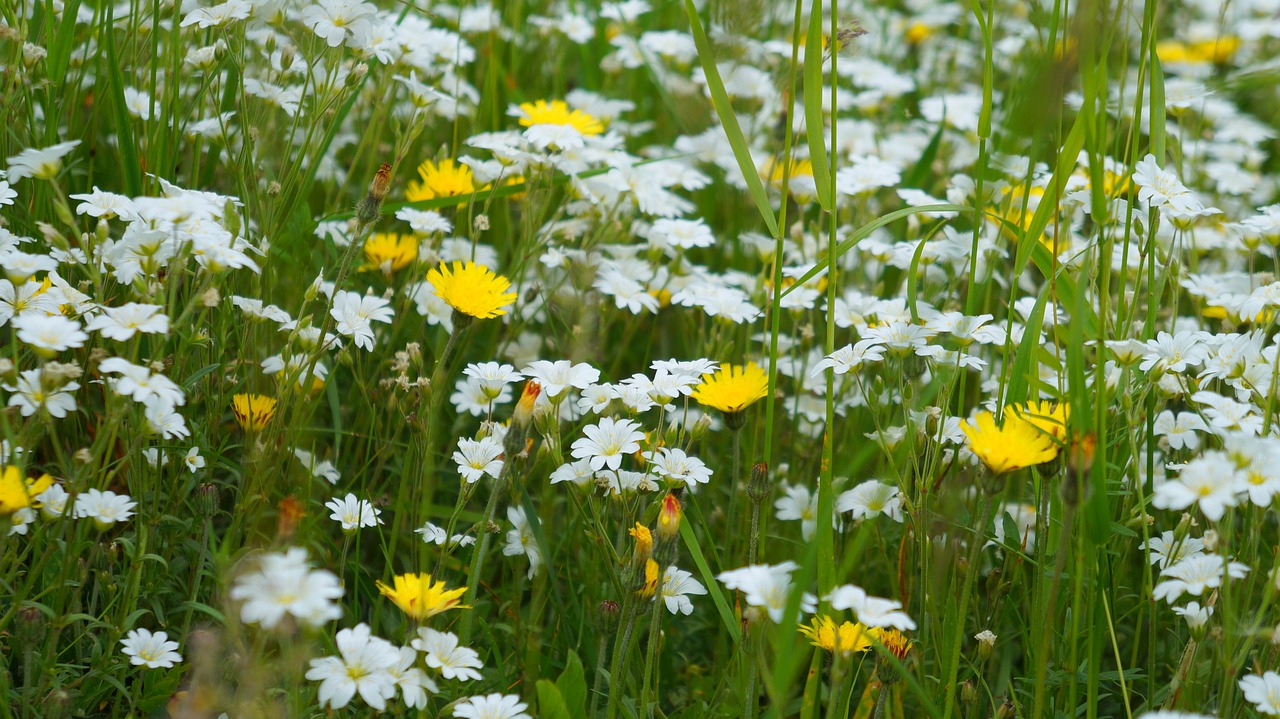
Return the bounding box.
[871,627,913,660]
[426,261,518,320]
[376,573,468,621]
[960,407,1059,475]
[231,394,278,432]
[799,616,873,655]
[517,99,604,136]
[1156,36,1240,65]
[657,493,681,540]
[636,558,660,599]
[691,363,769,415]
[1011,401,1069,445]
[0,466,53,515]
[405,159,478,202]
[361,233,418,273]
[629,522,653,560]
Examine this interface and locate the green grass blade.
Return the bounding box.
[803,0,833,212]
[678,517,741,645]
[100,6,141,196]
[684,0,781,238]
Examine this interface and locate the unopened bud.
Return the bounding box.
[747,462,771,502]
[513,380,541,429]
[657,493,681,540]
[691,414,712,441]
[595,600,621,633]
[196,483,220,518]
[355,163,392,227]
[16,606,45,650]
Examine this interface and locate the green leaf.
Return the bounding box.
[803,0,833,212]
[902,123,945,189]
[678,517,741,644]
[1148,46,1166,161]
[1004,280,1049,406]
[555,651,587,718]
[683,0,780,237]
[536,679,572,719]
[46,0,82,95]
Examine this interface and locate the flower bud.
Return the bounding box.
[355,163,392,227]
[195,483,220,519]
[657,493,681,541]
[747,462,771,503]
[513,380,541,429]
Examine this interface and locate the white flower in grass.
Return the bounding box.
[717,562,807,623]
[649,218,715,250]
[774,484,820,542]
[1153,553,1249,603]
[5,140,80,182]
[183,447,206,474]
[453,436,504,483]
[68,187,134,218]
[325,493,382,532]
[145,404,191,440]
[74,489,136,529]
[1171,601,1213,630]
[4,369,79,418]
[1141,531,1204,569]
[34,483,68,518]
[1136,713,1216,719]
[825,584,916,630]
[836,480,904,522]
[12,314,87,354]
[412,628,484,681]
[85,303,169,341]
[1152,411,1208,451]
[657,566,707,615]
[292,448,341,485]
[463,362,522,400]
[330,290,394,351]
[550,458,595,487]
[120,628,182,668]
[99,358,185,411]
[645,447,711,490]
[298,0,377,48]
[1240,671,1280,716]
[229,548,343,629]
[1132,154,1197,212]
[813,340,886,376]
[0,180,14,206]
[453,693,532,719]
[389,646,436,709]
[1151,451,1240,521]
[521,360,600,398]
[305,624,399,710]
[503,505,541,578]
[570,417,644,471]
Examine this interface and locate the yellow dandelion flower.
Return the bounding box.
[376,573,468,621]
[361,232,418,273]
[231,394,278,432]
[426,261,518,320]
[871,627,913,660]
[960,407,1059,475]
[636,558,660,599]
[1011,401,1069,444]
[405,159,478,202]
[0,466,53,516]
[691,363,769,415]
[630,522,653,560]
[517,99,604,136]
[799,616,873,655]
[1157,36,1240,65]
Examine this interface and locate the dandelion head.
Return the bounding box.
[231,394,278,432]
[425,261,518,320]
[375,573,468,621]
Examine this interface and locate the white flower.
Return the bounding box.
[717,562,804,623]
[4,369,79,418]
[12,314,88,353]
[521,360,600,397]
[0,180,15,206]
[836,480,904,522]
[5,140,80,182]
[85,303,169,341]
[1141,531,1204,569]
[774,483,821,541]
[412,628,484,680]
[298,0,378,48]
[325,493,382,531]
[1152,410,1208,451]
[1132,154,1197,212]
[453,436,504,483]
[645,447,712,490]
[550,458,596,487]
[463,362,522,400]
[1140,331,1205,374]
[330,291,394,351]
[73,489,137,528]
[657,566,707,615]
[120,628,182,668]
[649,218,715,250]
[825,584,916,630]
[1153,553,1249,603]
[503,505,541,578]
[813,340,886,376]
[229,548,343,628]
[293,448,341,484]
[68,187,135,218]
[99,358,185,411]
[835,155,901,196]
[1240,671,1280,716]
[453,693,532,719]
[570,417,645,471]
[1151,451,1240,522]
[389,646,436,709]
[305,624,399,710]
[34,483,68,518]
[1171,601,1213,630]
[183,447,206,474]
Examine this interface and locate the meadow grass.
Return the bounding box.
[0,0,1278,717]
